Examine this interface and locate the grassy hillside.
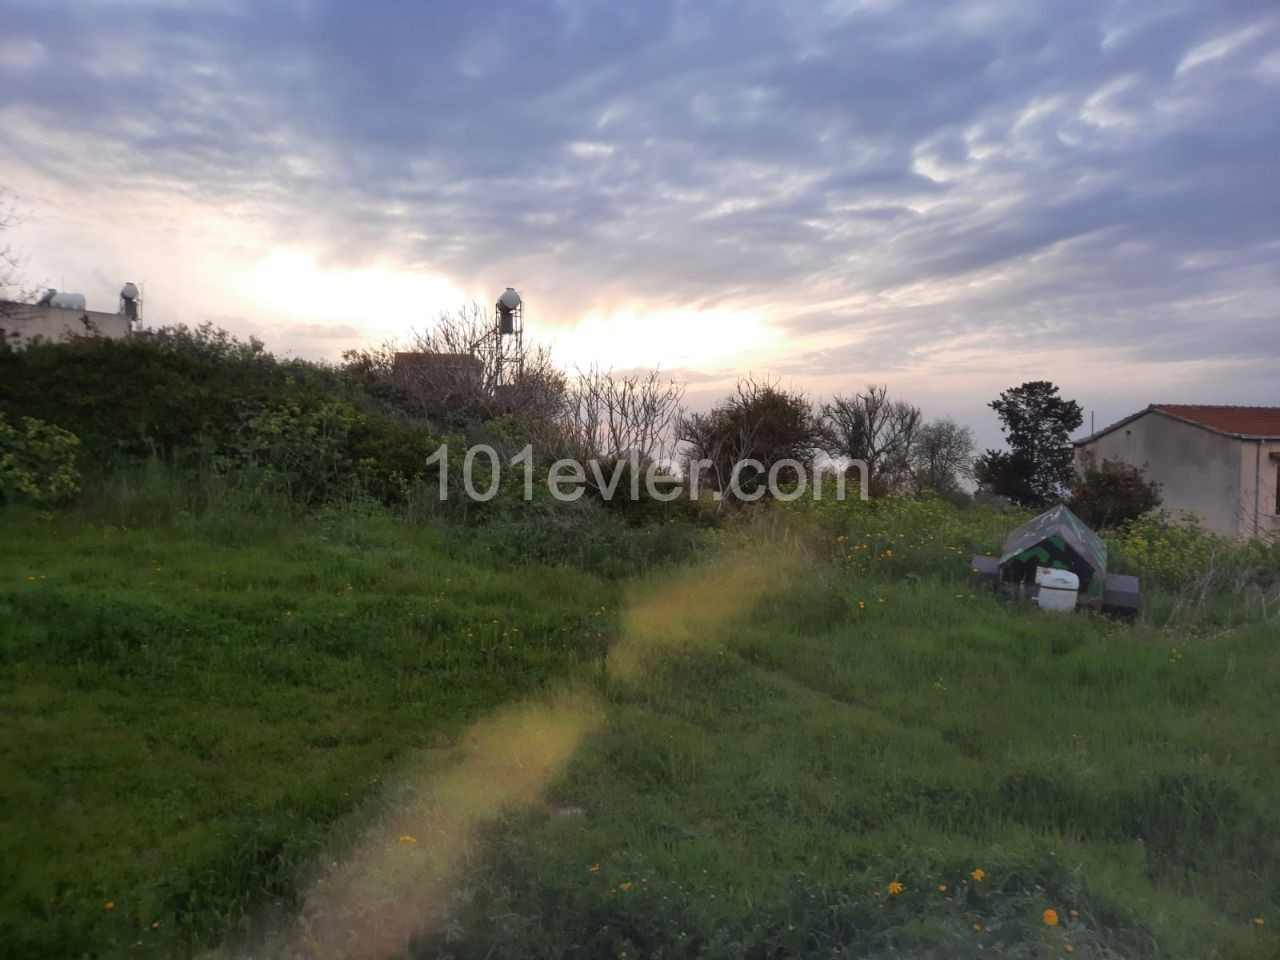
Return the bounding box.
[3,476,1278,958]
[432,553,1279,960]
[0,471,624,957]
[3,335,1278,958]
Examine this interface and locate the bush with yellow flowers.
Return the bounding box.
[0,413,81,506]
[777,491,1025,580]
[1109,512,1222,588]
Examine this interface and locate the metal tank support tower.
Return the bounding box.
[494,287,524,385]
[119,282,142,326]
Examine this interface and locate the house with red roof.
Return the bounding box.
[1074,405,1280,538]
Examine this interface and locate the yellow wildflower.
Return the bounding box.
[620,882,633,891]
[887,881,904,895]
[105,901,115,910]
[1043,908,1059,926]
[970,868,985,881]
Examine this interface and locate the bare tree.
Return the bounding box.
[822,385,921,494]
[0,189,33,346]
[343,303,566,432]
[909,417,975,495]
[0,191,21,291]
[560,366,685,464]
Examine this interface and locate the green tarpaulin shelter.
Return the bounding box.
[999,505,1108,597]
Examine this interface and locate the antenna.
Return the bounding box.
[494,287,524,386]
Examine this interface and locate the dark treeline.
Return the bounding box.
[0,316,1160,527]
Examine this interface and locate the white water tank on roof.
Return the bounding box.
[1035,566,1079,612]
[49,292,87,310]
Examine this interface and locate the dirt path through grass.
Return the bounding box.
[407,558,1278,959]
[252,696,601,959]
[247,553,779,959]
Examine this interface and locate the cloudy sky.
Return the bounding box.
[1,0,1277,444]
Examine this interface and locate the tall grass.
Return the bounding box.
[0,467,625,957]
[432,546,1279,959]
[3,469,1276,957]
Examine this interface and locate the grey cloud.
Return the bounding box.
[0,0,1278,381]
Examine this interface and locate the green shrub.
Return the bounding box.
[1070,456,1161,529]
[0,323,339,462]
[0,326,441,507]
[1080,511,1279,624]
[772,492,1024,579]
[0,413,81,505]
[214,400,360,505]
[1109,512,1221,588]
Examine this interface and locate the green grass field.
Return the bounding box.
[436,558,1278,959]
[1,483,1277,958]
[0,482,617,956]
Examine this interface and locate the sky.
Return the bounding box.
[1,0,1277,447]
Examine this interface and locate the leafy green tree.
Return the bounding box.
[975,380,1082,507]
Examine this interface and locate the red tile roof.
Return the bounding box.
[1151,404,1280,438]
[1078,404,1280,444]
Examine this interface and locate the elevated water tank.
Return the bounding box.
[120,282,140,320]
[497,287,521,335]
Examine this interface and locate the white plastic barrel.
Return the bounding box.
[1035,566,1079,612]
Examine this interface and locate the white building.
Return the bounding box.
[1074,405,1280,538]
[1,285,139,349]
